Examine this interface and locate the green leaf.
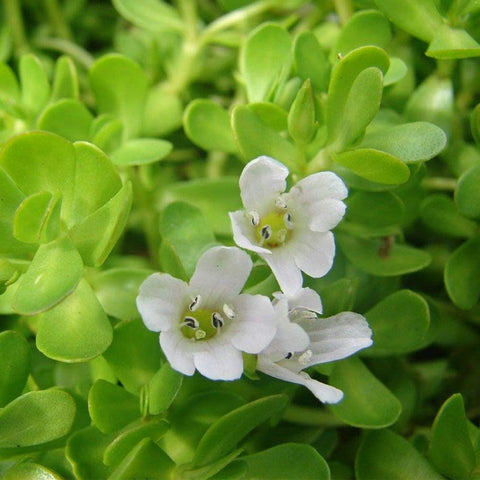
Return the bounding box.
[162,177,242,236]
[294,31,328,91]
[363,290,430,356]
[0,131,75,208]
[470,104,480,146]
[374,0,444,42]
[19,54,50,117]
[37,99,93,142]
[0,389,76,448]
[180,449,243,480]
[345,191,404,228]
[337,233,431,276]
[145,363,183,415]
[241,23,292,102]
[13,191,61,244]
[35,279,113,362]
[143,85,183,137]
[427,25,480,59]
[421,194,478,237]
[68,141,123,226]
[232,105,299,170]
[237,443,330,480]
[11,236,83,315]
[0,62,20,104]
[161,202,216,278]
[2,463,62,480]
[329,357,402,428]
[69,181,133,267]
[288,79,317,144]
[0,330,31,407]
[103,418,169,467]
[111,138,172,166]
[66,426,114,480]
[333,10,392,58]
[327,46,389,144]
[333,148,410,184]
[359,122,447,163]
[248,102,288,131]
[91,116,124,153]
[89,54,148,138]
[103,319,162,394]
[51,55,79,101]
[429,394,476,479]
[193,395,288,467]
[356,429,444,480]
[445,236,480,309]
[335,67,383,148]
[383,57,408,86]
[91,268,152,321]
[108,438,175,480]
[455,163,480,218]
[184,99,237,153]
[89,380,140,434]
[112,0,183,33]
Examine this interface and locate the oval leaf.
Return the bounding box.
[456,163,480,219]
[111,138,172,166]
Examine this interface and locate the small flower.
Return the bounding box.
[229,156,347,297]
[257,288,373,404]
[136,246,277,381]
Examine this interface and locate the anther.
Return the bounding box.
[284,212,294,230]
[247,211,260,227]
[212,312,224,328]
[298,349,313,366]
[223,304,235,319]
[277,229,287,244]
[285,352,293,359]
[261,225,272,240]
[275,197,288,209]
[195,329,207,340]
[183,316,199,328]
[189,295,201,311]
[289,309,317,323]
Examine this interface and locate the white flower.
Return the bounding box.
[136,246,277,381]
[257,288,373,404]
[229,156,347,297]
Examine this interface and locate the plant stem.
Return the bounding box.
[33,37,94,69]
[333,0,353,24]
[44,0,72,40]
[4,0,29,56]
[307,147,333,174]
[421,176,457,191]
[282,404,345,427]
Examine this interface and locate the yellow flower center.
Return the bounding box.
[181,308,223,341]
[255,211,293,248]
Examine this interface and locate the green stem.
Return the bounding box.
[421,176,457,191]
[4,0,29,56]
[333,0,354,24]
[307,147,333,174]
[43,0,72,40]
[282,404,345,427]
[32,37,94,69]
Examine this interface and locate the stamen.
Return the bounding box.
[276,229,287,244]
[289,308,317,323]
[285,352,293,359]
[247,210,260,227]
[284,212,294,230]
[195,329,207,340]
[189,295,201,311]
[211,312,224,328]
[183,316,199,328]
[260,225,272,240]
[223,304,235,319]
[275,197,288,209]
[298,349,313,366]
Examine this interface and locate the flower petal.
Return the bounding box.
[229,210,271,255]
[288,287,323,314]
[263,245,303,297]
[190,246,252,307]
[137,273,190,332]
[160,330,196,376]
[193,340,244,380]
[260,320,310,362]
[239,156,289,215]
[298,312,373,366]
[308,198,346,232]
[257,357,343,404]
[289,171,348,203]
[292,230,335,279]
[229,294,277,353]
